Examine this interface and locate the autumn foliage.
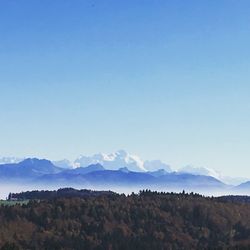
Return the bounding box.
[1,189,250,249]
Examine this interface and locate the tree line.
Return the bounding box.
[1,189,250,249]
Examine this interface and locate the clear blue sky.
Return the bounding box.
[0,0,250,176]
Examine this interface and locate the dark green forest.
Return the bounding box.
[1,189,250,249]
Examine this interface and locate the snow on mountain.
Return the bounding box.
[74,150,173,172]
[0,153,247,186]
[178,165,221,179]
[74,150,147,172]
[0,157,24,165]
[178,165,248,185]
[53,159,74,169]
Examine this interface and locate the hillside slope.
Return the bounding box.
[1,190,250,249]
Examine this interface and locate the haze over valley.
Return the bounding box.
[0,150,249,199]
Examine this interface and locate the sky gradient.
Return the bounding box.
[1,0,250,176]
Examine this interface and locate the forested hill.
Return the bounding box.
[1,190,250,249]
[8,188,116,200]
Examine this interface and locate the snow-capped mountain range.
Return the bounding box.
[1,152,250,195]
[53,150,172,173]
[73,150,173,173]
[0,150,171,173]
[0,158,228,196]
[74,150,146,171]
[0,150,247,185]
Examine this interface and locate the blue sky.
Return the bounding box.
[1,0,250,176]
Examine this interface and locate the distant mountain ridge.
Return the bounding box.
[0,157,228,193]
[0,151,249,190]
[0,158,62,180]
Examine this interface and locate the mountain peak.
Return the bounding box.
[19,158,54,166]
[74,150,146,172]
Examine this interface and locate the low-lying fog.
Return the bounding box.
[1,184,249,200]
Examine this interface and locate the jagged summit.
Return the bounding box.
[74,150,146,172]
